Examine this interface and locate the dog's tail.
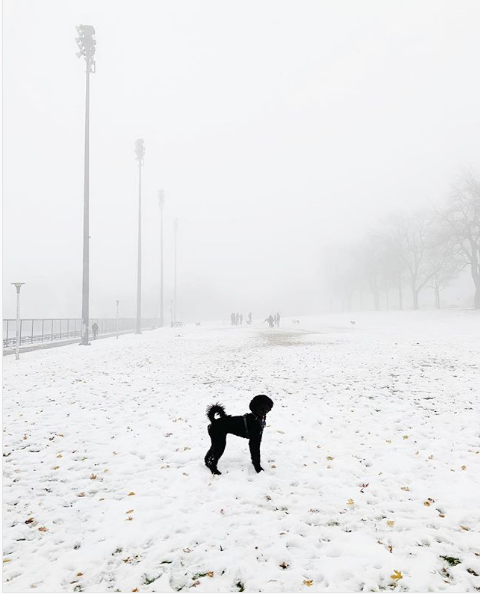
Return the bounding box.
[206,403,227,423]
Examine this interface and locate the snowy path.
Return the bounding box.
[3,312,480,592]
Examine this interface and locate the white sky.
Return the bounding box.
[3,0,480,320]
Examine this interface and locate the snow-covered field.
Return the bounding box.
[3,311,480,593]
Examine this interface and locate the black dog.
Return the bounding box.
[204,395,274,475]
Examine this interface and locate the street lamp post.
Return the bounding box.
[158,190,165,327]
[116,300,120,339]
[173,218,179,326]
[12,283,25,361]
[134,139,145,335]
[76,24,96,346]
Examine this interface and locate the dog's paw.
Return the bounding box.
[255,466,264,473]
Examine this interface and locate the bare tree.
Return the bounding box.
[384,211,440,310]
[425,225,463,308]
[441,172,480,309]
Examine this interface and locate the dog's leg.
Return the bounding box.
[248,434,264,473]
[206,432,226,475]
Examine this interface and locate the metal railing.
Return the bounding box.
[3,318,160,349]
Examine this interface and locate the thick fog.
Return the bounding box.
[3,0,480,321]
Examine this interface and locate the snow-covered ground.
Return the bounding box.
[3,311,480,593]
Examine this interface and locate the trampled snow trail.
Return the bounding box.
[3,311,480,592]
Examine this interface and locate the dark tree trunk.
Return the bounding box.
[412,286,420,310]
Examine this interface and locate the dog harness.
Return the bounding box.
[243,414,249,438]
[243,414,266,439]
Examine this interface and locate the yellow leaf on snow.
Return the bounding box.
[387,520,395,527]
[390,570,403,581]
[207,572,214,577]
[128,492,135,496]
[347,499,354,505]
[303,580,313,587]
[38,526,48,532]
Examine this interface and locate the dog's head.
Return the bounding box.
[249,394,274,417]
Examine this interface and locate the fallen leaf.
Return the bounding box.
[53,466,60,470]
[25,517,34,525]
[77,573,83,577]
[77,492,86,498]
[460,525,470,531]
[56,454,63,459]
[303,580,313,587]
[279,562,289,569]
[347,499,354,505]
[38,526,48,532]
[403,435,409,440]
[401,486,410,492]
[126,510,134,514]
[424,501,431,506]
[207,571,214,577]
[387,520,395,527]
[3,558,11,563]
[90,474,97,480]
[126,516,133,521]
[461,465,467,470]
[439,513,445,518]
[183,548,191,553]
[390,570,403,581]
[326,456,334,461]
[128,492,135,496]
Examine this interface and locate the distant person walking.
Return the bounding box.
[231,312,236,326]
[275,312,281,327]
[92,322,99,340]
[248,312,253,324]
[264,314,274,328]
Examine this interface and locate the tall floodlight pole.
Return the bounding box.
[116,300,120,339]
[134,139,145,334]
[76,24,96,346]
[12,283,25,361]
[173,218,179,326]
[158,190,165,327]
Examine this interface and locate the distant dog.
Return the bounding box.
[292,319,300,325]
[204,395,274,475]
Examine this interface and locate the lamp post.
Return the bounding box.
[134,139,145,334]
[76,24,96,346]
[173,218,179,326]
[116,300,120,339]
[12,283,25,361]
[158,190,165,327]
